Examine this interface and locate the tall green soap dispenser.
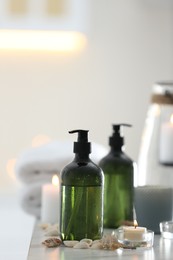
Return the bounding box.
[99,124,134,229]
[60,129,104,241]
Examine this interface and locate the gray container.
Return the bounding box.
[134,185,173,233]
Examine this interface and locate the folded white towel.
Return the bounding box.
[15,140,108,185]
[20,182,43,218]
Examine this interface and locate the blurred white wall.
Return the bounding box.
[0,0,173,193]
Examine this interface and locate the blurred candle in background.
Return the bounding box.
[41,174,60,224]
[160,114,173,165]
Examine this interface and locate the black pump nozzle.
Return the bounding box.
[69,129,89,143]
[109,124,132,149]
[69,129,91,154]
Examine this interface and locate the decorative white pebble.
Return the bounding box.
[90,242,103,249]
[73,242,90,249]
[63,240,79,247]
[80,238,93,246]
[92,240,101,245]
[45,229,59,236]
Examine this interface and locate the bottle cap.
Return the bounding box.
[109,124,132,149]
[69,129,91,154]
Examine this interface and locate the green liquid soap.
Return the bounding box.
[61,185,103,240]
[99,124,134,229]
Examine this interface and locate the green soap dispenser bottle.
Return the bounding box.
[60,129,104,241]
[99,124,134,228]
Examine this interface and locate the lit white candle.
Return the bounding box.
[41,175,60,224]
[160,114,173,164]
[123,220,147,241]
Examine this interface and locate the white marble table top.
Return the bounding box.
[0,194,35,260]
[28,222,173,260]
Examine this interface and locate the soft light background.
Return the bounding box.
[0,1,173,259]
[0,0,173,195]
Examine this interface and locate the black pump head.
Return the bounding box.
[109,123,132,149]
[69,129,91,154]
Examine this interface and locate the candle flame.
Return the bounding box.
[52,175,59,187]
[134,220,138,229]
[170,114,173,124]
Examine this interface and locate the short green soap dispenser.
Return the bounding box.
[99,124,134,229]
[60,129,104,241]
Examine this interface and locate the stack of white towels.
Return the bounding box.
[15,140,108,219]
